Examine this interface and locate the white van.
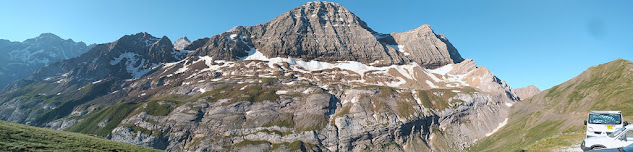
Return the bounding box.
[584,111,629,138]
[581,124,633,151]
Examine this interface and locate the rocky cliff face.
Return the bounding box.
[514,85,541,100]
[95,54,517,151]
[188,1,463,68]
[0,1,517,152]
[0,33,93,90]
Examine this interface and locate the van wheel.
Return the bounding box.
[591,146,606,150]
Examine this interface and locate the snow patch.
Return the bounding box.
[276,90,289,95]
[92,79,103,84]
[426,80,438,88]
[235,50,472,89]
[388,45,410,56]
[412,90,422,105]
[429,64,453,75]
[230,34,238,40]
[239,48,262,61]
[175,65,188,74]
[485,118,509,137]
[110,52,156,79]
[109,52,137,65]
[343,96,358,104]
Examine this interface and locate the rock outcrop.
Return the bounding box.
[514,85,541,100]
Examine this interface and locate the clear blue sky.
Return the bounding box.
[1,0,631,90]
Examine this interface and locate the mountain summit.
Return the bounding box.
[514,85,541,100]
[188,1,463,68]
[4,32,179,92]
[0,33,93,90]
[173,36,191,50]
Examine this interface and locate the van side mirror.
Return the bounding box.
[584,120,587,125]
[625,121,629,126]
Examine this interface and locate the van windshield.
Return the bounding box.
[589,113,622,124]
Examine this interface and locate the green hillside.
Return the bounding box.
[469,59,633,151]
[0,120,160,152]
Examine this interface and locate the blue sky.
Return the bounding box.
[0,0,631,90]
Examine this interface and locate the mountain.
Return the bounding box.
[173,36,191,50]
[469,59,633,151]
[0,1,519,151]
[0,33,93,90]
[187,1,463,68]
[514,85,541,100]
[0,120,159,151]
[0,32,179,125]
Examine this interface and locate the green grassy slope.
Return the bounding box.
[0,120,160,152]
[469,59,633,151]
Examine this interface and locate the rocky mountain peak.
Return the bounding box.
[289,1,374,32]
[176,36,189,42]
[407,24,434,33]
[148,36,177,63]
[23,33,66,45]
[125,32,157,42]
[0,33,93,90]
[20,32,178,86]
[36,33,62,40]
[173,36,191,50]
[514,85,541,100]
[107,33,176,64]
[185,1,466,68]
[390,24,465,68]
[108,32,159,51]
[156,36,172,45]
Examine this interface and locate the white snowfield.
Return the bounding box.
[240,50,472,87]
[166,49,485,90]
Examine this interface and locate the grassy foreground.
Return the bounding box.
[0,120,160,152]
